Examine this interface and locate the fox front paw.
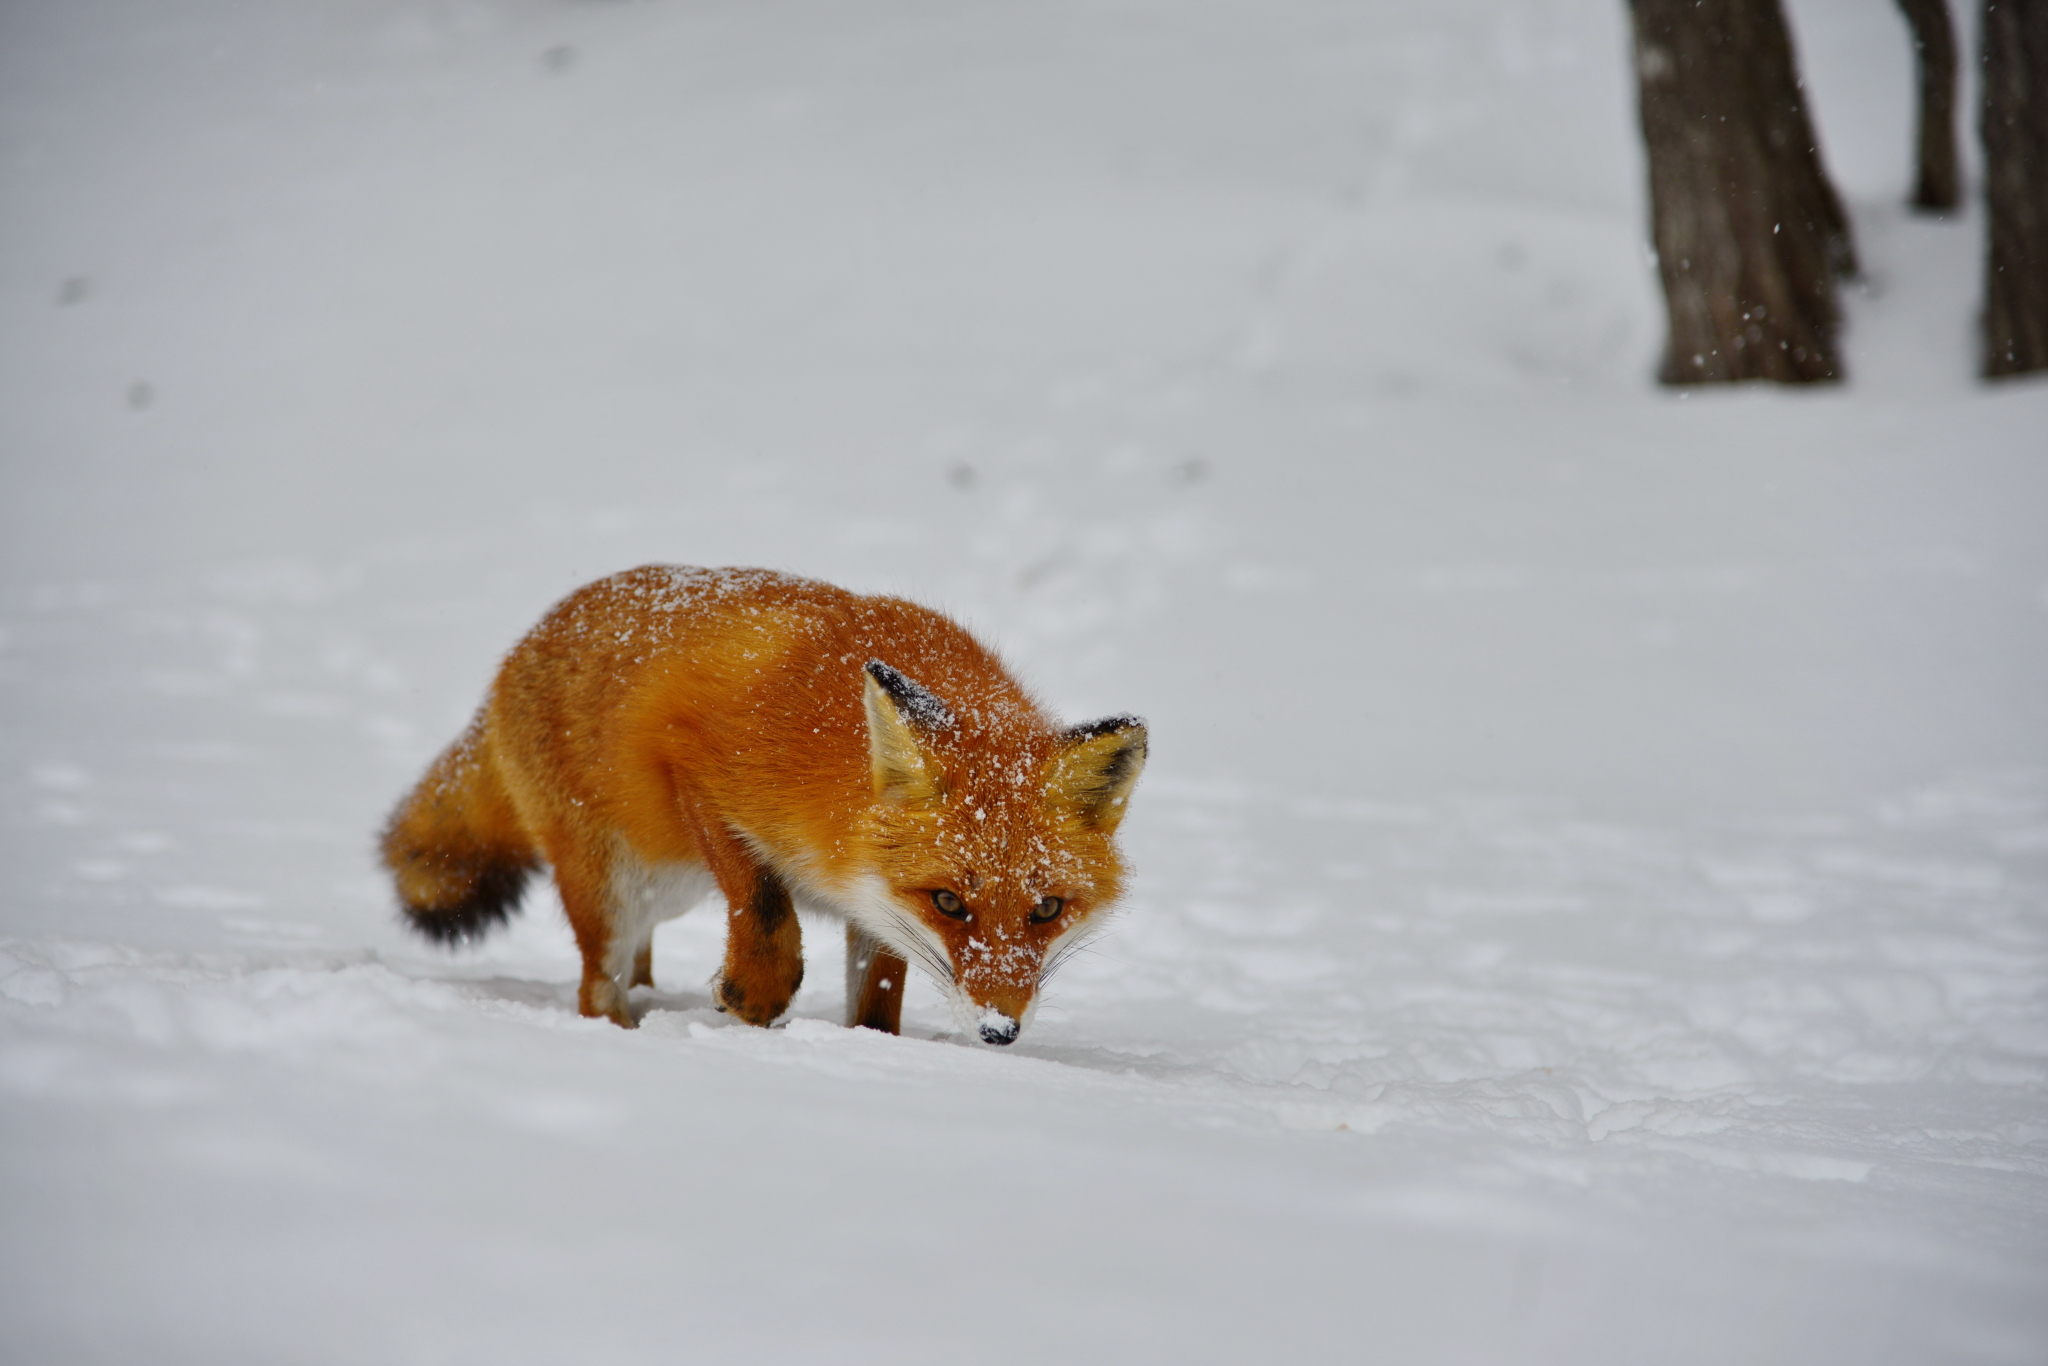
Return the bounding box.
[714,971,797,1027]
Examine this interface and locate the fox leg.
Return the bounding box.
[710,862,802,1026]
[678,805,803,1027]
[630,944,655,989]
[549,851,637,1028]
[845,925,908,1034]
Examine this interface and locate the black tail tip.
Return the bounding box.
[400,862,531,947]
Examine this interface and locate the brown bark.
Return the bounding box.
[1982,0,2048,376]
[1897,0,1963,208]
[1629,0,1857,385]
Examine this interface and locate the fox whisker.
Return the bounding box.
[1039,922,1114,988]
[869,901,955,989]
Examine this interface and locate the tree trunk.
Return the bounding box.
[1629,0,1857,385]
[1897,0,1963,209]
[1982,0,2048,376]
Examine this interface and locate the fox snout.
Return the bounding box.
[975,1010,1021,1046]
[956,968,1037,1045]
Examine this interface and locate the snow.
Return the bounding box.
[2,0,2045,1362]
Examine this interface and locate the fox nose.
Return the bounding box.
[977,1012,1020,1046]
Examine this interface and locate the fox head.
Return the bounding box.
[850,659,1146,1045]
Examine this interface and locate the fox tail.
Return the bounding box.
[380,719,537,945]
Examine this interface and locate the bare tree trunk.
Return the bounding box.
[1897,0,1963,208]
[1982,0,2048,376]
[1629,0,1857,385]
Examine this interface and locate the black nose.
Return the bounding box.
[978,1016,1019,1046]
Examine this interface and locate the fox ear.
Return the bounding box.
[1047,716,1147,833]
[864,661,952,804]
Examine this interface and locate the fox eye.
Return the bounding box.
[1030,896,1064,924]
[931,889,970,921]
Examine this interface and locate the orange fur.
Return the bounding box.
[380,566,1147,1042]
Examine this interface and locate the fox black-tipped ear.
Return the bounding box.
[863,661,951,804]
[1047,715,1147,833]
[865,660,954,730]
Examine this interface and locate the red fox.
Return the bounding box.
[381,566,1146,1044]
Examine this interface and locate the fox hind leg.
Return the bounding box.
[582,851,691,1024]
[610,852,715,1000]
[539,847,640,1029]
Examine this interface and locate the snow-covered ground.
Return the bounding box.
[3,0,2045,1361]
